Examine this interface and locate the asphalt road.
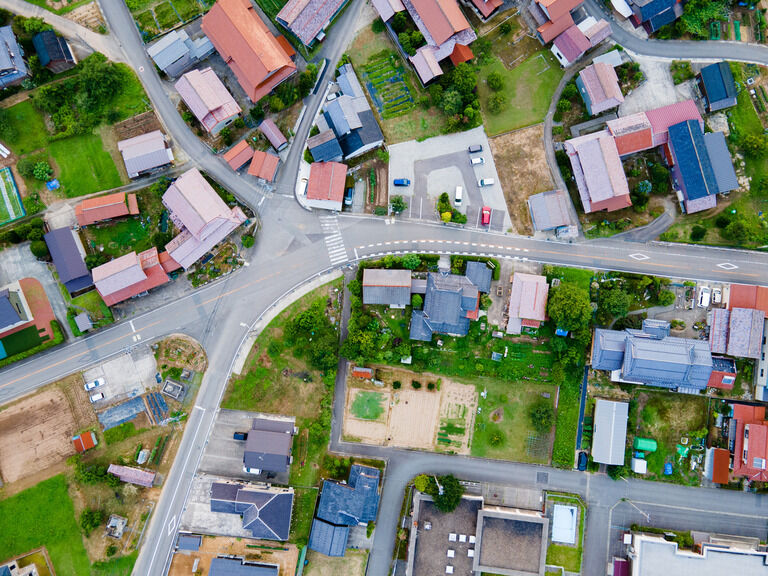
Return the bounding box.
[2,1,768,575]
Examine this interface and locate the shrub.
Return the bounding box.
[690,224,707,241]
[411,380,421,389]
[557,99,572,112]
[219,127,232,146]
[528,398,554,433]
[392,11,408,33]
[561,82,579,101]
[106,544,118,557]
[241,234,255,248]
[232,117,245,129]
[268,95,285,112]
[488,92,507,114]
[372,17,385,33]
[79,508,106,536]
[487,71,505,92]
[427,382,435,390]
[500,20,512,34]
[30,240,49,259]
[715,214,731,228]
[249,105,264,122]
[392,380,401,389]
[411,294,423,309]
[33,161,53,181]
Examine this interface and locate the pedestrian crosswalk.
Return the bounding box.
[319,215,349,266]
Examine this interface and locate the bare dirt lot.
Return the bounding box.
[489,125,553,235]
[156,334,208,374]
[0,385,79,484]
[304,549,368,576]
[168,535,299,576]
[343,367,477,453]
[113,111,163,142]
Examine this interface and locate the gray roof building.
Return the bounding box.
[465,261,492,294]
[118,130,174,178]
[410,272,479,341]
[74,312,93,333]
[703,132,739,194]
[209,557,279,576]
[362,268,412,307]
[592,399,628,465]
[308,518,349,556]
[243,417,297,474]
[32,30,75,73]
[176,533,201,551]
[528,189,572,231]
[0,282,31,335]
[0,26,28,88]
[147,29,214,77]
[308,129,343,162]
[44,227,93,295]
[726,308,765,359]
[210,482,294,540]
[592,319,713,391]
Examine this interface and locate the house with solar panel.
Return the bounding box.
[591,319,713,393]
[209,482,294,540]
[308,465,380,556]
[697,62,737,113]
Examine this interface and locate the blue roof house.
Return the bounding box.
[410,272,480,341]
[629,0,681,33]
[667,120,737,215]
[592,319,713,392]
[308,465,380,557]
[307,129,343,162]
[697,62,737,112]
[210,483,294,540]
[44,228,93,295]
[0,26,28,88]
[209,557,278,576]
[32,30,75,73]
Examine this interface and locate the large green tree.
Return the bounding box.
[547,282,592,331]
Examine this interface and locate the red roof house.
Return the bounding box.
[449,43,474,65]
[75,192,139,227]
[352,366,373,378]
[222,139,254,170]
[469,0,502,19]
[606,100,702,156]
[203,0,297,102]
[305,162,347,211]
[506,273,549,334]
[645,99,703,147]
[276,0,347,46]
[92,248,170,306]
[732,404,768,482]
[578,62,623,116]
[175,68,241,135]
[73,431,98,453]
[530,0,581,43]
[410,0,471,46]
[729,284,768,315]
[710,447,730,484]
[248,150,280,182]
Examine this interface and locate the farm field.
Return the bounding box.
[362,51,415,120]
[0,167,25,225]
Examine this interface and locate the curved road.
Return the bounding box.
[1,1,768,575]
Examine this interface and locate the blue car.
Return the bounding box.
[393,178,411,186]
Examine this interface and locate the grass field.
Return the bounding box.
[23,0,92,14]
[71,290,114,324]
[0,325,44,357]
[111,65,151,122]
[49,132,123,197]
[135,10,160,37]
[545,494,584,572]
[0,475,91,575]
[153,2,181,31]
[351,390,385,420]
[0,167,24,225]
[478,51,563,135]
[6,100,48,155]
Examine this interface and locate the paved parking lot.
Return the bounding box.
[388,126,511,232]
[198,409,290,484]
[180,473,259,538]
[82,347,157,407]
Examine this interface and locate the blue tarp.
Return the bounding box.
[97,396,146,430]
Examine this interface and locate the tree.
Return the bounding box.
[219,127,232,146]
[441,89,463,116]
[412,294,423,309]
[268,95,285,112]
[390,195,407,214]
[658,289,675,306]
[410,30,425,49]
[690,224,707,241]
[249,104,264,122]
[398,32,414,56]
[599,289,632,320]
[85,253,109,269]
[392,11,408,33]
[561,82,579,101]
[547,282,592,331]
[78,53,122,109]
[740,135,768,157]
[19,16,51,34]
[372,17,385,33]
[241,234,255,248]
[500,20,512,34]
[557,98,571,112]
[432,474,464,513]
[488,93,507,114]
[451,63,477,97]
[472,36,492,64]
[441,211,452,223]
[80,508,106,536]
[30,240,49,259]
[414,474,430,493]
[33,161,53,181]
[402,253,420,269]
[528,399,554,433]
[680,0,728,38]
[487,71,505,92]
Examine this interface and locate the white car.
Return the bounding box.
[698,287,711,308]
[84,377,105,391]
[470,157,484,166]
[712,288,722,304]
[89,392,105,403]
[455,186,463,206]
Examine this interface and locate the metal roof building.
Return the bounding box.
[528,189,572,231]
[308,129,343,163]
[208,557,278,576]
[465,261,492,294]
[727,307,765,359]
[697,62,737,112]
[276,0,349,46]
[316,465,380,525]
[243,416,297,474]
[362,268,412,307]
[210,482,294,540]
[667,120,720,215]
[32,30,75,73]
[147,29,214,78]
[118,130,174,178]
[259,119,288,151]
[44,227,93,295]
[0,26,28,87]
[703,132,739,194]
[592,399,628,465]
[308,519,349,556]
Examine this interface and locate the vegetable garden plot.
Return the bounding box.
[362,53,415,119]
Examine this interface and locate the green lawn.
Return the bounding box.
[543,265,594,290]
[71,290,114,324]
[254,0,288,21]
[478,51,563,135]
[6,100,48,155]
[171,0,204,20]
[153,2,181,29]
[351,391,385,420]
[545,494,584,572]
[83,219,152,257]
[135,10,160,36]
[91,552,138,576]
[290,487,318,545]
[0,325,44,357]
[49,132,123,197]
[0,475,91,576]
[23,0,93,14]
[111,65,151,122]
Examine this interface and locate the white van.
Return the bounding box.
[698,287,711,308]
[478,178,495,187]
[455,186,463,205]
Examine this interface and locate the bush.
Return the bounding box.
[411,294,423,309]
[372,17,385,33]
[561,81,579,101]
[268,95,285,112]
[392,11,408,33]
[690,224,707,241]
[80,508,106,536]
[487,71,505,92]
[411,380,421,389]
[241,234,255,248]
[488,92,507,114]
[30,240,49,259]
[528,398,554,433]
[33,161,53,181]
[500,20,512,34]
[105,544,118,557]
[392,380,401,389]
[427,381,435,390]
[249,104,264,122]
[715,214,731,228]
[557,99,572,112]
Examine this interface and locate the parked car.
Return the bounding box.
[698,286,711,308]
[344,188,354,206]
[84,378,105,391]
[155,372,162,383]
[470,157,485,166]
[577,451,588,471]
[233,432,248,441]
[393,178,411,186]
[478,178,495,187]
[712,287,722,304]
[89,392,105,403]
[455,186,463,206]
[481,206,491,226]
[468,144,483,154]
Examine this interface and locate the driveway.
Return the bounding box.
[0,243,71,338]
[388,126,511,231]
[618,53,701,116]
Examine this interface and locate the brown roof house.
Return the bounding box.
[529,0,582,43]
[305,162,347,211]
[92,248,171,306]
[248,150,280,182]
[277,0,348,46]
[75,192,139,227]
[203,0,297,102]
[175,67,241,135]
[507,273,549,334]
[118,130,174,178]
[162,168,247,270]
[372,0,475,84]
[222,139,254,171]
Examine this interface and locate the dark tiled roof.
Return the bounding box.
[209,557,278,576]
[316,465,380,525]
[0,288,21,331]
[634,0,674,21]
[309,519,349,556]
[338,110,384,159]
[243,418,295,472]
[703,132,739,193]
[210,483,294,540]
[699,62,737,105]
[409,273,477,341]
[465,261,492,293]
[32,30,74,67]
[308,130,343,162]
[177,534,202,551]
[44,228,93,294]
[668,120,719,202]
